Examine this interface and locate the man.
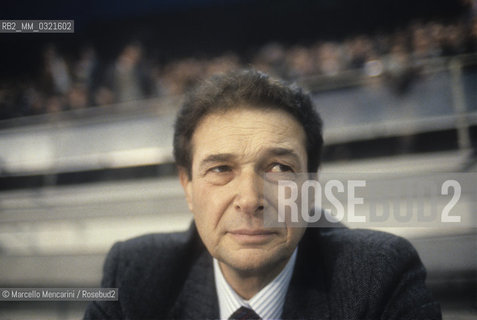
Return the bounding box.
[84,69,441,319]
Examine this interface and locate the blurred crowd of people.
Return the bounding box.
[1,16,476,120]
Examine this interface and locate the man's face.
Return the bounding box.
[179,107,307,277]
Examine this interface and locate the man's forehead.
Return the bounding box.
[190,107,307,162]
[196,107,303,133]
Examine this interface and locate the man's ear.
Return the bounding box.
[178,167,193,212]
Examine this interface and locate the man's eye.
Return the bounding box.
[210,165,232,173]
[269,163,293,173]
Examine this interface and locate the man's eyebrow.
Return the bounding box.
[199,153,236,169]
[198,148,302,170]
[265,148,301,162]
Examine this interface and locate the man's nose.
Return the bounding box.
[233,170,264,215]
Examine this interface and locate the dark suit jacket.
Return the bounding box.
[84,224,441,319]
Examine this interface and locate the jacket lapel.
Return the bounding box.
[168,247,220,319]
[282,229,331,320]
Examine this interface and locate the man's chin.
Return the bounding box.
[218,248,287,275]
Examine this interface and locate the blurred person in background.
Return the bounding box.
[38,45,71,114]
[66,83,89,111]
[383,42,418,95]
[284,45,316,79]
[252,42,288,78]
[160,57,205,96]
[411,23,441,61]
[314,41,345,76]
[0,84,19,120]
[19,84,45,116]
[106,42,154,103]
[42,44,72,97]
[73,46,101,107]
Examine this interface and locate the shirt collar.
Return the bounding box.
[213,248,297,320]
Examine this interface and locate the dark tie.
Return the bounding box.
[229,306,261,320]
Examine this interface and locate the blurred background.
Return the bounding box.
[0,0,476,319]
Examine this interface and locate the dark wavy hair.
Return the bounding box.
[173,69,323,178]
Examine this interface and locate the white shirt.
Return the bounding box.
[213,249,297,320]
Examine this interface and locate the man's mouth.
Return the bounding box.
[227,229,277,244]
